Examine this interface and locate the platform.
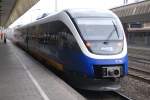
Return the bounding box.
[0,41,85,100]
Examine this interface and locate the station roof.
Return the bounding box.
[0,0,39,27]
[0,0,16,26]
[112,1,150,23]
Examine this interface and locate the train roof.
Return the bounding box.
[66,9,115,18]
[15,9,116,30]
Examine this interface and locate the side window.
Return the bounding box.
[19,29,26,42]
[48,23,57,46]
[58,22,79,50]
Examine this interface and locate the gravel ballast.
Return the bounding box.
[118,76,150,100]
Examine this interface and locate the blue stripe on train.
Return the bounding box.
[60,48,128,78]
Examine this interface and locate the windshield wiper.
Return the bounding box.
[112,21,119,38]
[103,21,119,45]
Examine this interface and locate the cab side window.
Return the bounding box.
[58,22,79,50]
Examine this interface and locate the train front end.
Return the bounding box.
[65,9,128,91]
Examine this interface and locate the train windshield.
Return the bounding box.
[75,18,124,55]
[75,18,123,40]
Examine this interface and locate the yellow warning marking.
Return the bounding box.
[28,49,64,71]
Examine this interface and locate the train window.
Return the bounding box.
[75,18,123,41]
[57,22,78,49]
[74,18,124,55]
[23,20,80,52]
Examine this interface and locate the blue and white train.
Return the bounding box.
[13,9,128,91]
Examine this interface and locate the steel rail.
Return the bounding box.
[128,72,150,84]
[129,67,150,75]
[129,56,150,64]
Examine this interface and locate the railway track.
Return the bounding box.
[128,47,150,64]
[129,66,150,75]
[129,55,150,64]
[128,47,150,56]
[128,66,150,84]
[128,50,150,84]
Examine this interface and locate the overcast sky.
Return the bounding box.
[37,0,139,11]
[9,0,142,28]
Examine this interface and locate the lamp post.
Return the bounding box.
[124,0,128,5]
[55,0,58,12]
